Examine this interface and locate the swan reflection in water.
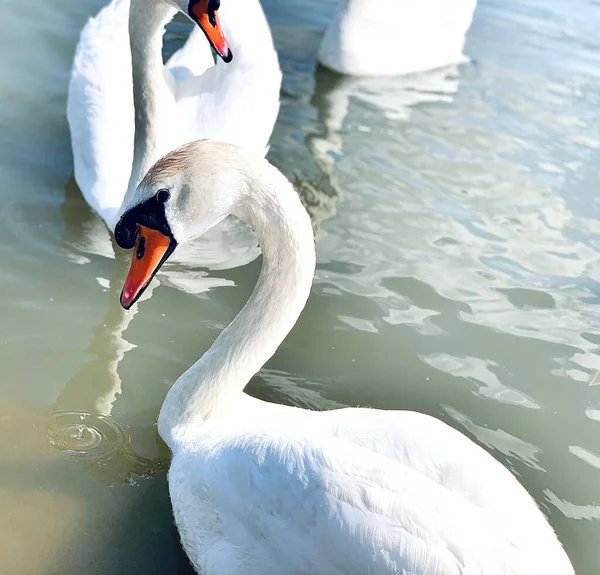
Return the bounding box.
[295,63,463,236]
[47,180,166,483]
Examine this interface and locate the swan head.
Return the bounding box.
[115,140,246,309]
[168,0,232,62]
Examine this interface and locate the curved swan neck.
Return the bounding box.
[158,163,316,449]
[127,0,174,195]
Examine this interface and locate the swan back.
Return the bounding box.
[318,0,477,76]
[168,404,574,575]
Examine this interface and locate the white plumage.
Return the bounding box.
[318,0,478,76]
[116,141,575,575]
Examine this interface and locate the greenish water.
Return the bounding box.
[0,0,599,573]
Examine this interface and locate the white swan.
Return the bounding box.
[113,140,574,575]
[318,0,478,76]
[67,0,281,232]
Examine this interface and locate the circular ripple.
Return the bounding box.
[47,410,130,458]
[47,410,168,484]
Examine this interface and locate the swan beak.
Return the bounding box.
[120,225,176,310]
[190,0,233,63]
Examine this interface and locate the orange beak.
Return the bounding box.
[120,225,174,309]
[191,0,232,63]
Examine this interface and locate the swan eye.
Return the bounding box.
[156,189,170,203]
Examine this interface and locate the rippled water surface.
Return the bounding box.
[1,0,599,572]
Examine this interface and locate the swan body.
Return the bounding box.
[67,0,281,231]
[318,0,478,76]
[114,141,574,575]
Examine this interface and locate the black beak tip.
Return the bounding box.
[119,291,134,311]
[222,48,233,63]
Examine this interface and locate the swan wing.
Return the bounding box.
[320,408,574,572]
[173,429,563,575]
[322,409,539,517]
[67,0,134,230]
[169,61,281,158]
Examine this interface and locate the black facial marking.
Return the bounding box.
[208,0,219,27]
[115,195,174,250]
[188,0,219,26]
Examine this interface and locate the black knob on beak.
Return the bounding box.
[114,197,173,250]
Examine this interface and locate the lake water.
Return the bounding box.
[0,0,599,573]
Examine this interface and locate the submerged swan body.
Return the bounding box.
[318,0,478,76]
[114,141,574,574]
[67,0,281,231]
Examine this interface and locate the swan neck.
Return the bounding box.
[158,166,316,449]
[127,0,173,194]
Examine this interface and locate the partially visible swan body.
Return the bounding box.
[318,0,478,76]
[114,141,574,575]
[67,0,281,231]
